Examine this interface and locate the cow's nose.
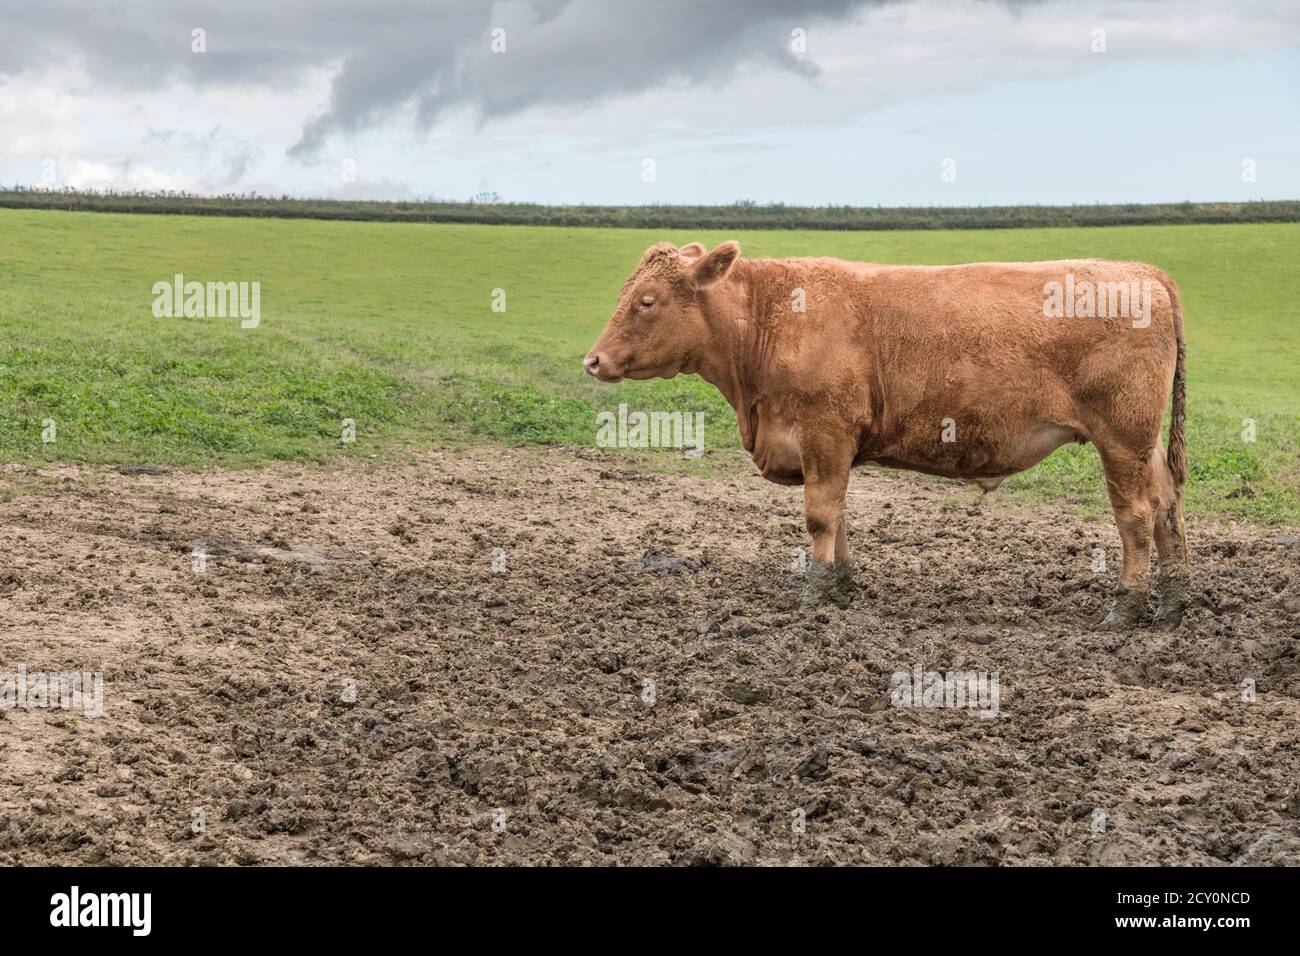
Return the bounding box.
[583,353,600,376]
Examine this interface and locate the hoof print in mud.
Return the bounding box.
[800,558,855,610]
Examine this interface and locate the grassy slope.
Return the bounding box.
[1,210,1296,522]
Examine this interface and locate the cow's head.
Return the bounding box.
[583,240,740,382]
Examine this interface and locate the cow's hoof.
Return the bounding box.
[1099,587,1147,630]
[801,558,855,609]
[1154,573,1191,627]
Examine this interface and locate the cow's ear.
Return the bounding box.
[690,241,740,287]
[678,242,706,261]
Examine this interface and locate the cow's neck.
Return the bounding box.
[691,261,773,453]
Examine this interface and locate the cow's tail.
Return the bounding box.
[1158,269,1188,488]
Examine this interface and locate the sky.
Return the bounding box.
[0,0,1296,206]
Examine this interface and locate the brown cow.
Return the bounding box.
[584,241,1190,628]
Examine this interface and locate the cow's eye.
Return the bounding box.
[640,296,655,309]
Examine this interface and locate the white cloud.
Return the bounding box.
[63,158,197,192]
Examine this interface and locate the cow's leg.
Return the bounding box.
[834,516,850,562]
[1150,446,1191,625]
[1098,450,1156,629]
[800,434,854,608]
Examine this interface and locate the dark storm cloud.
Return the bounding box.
[296,0,882,158]
[0,0,886,159]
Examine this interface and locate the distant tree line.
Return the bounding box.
[1,186,1296,231]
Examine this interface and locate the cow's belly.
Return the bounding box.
[865,422,1086,481]
[748,404,1086,488]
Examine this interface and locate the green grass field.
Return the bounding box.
[1,209,1297,523]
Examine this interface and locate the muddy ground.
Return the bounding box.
[1,447,1298,866]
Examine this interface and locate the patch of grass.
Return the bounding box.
[0,210,1295,523]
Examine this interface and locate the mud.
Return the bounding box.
[1,448,1298,866]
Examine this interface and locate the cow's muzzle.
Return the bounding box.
[582,352,623,381]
